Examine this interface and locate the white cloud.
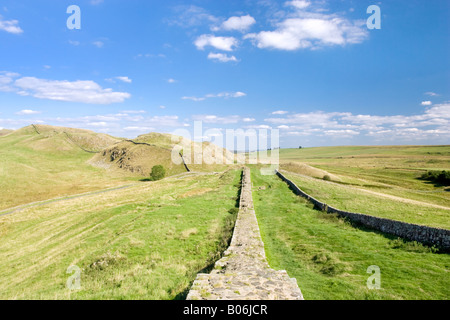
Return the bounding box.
[116,76,132,83]
[421,101,432,106]
[215,15,256,32]
[169,5,218,28]
[13,77,131,104]
[0,15,23,34]
[245,3,368,51]
[425,92,439,97]
[272,110,289,115]
[192,115,241,124]
[243,117,256,122]
[68,40,80,46]
[0,71,19,92]
[121,110,146,114]
[207,52,239,63]
[123,126,155,132]
[16,109,41,115]
[195,34,238,51]
[245,124,272,130]
[264,103,450,142]
[286,0,311,10]
[167,78,177,83]
[92,41,104,48]
[181,96,206,102]
[182,91,246,101]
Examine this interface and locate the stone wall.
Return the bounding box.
[186,168,303,300]
[276,170,450,251]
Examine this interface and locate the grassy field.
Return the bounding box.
[281,171,450,229]
[251,168,450,300]
[0,169,242,299]
[277,146,450,209]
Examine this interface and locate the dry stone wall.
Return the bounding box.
[186,168,303,300]
[276,170,450,250]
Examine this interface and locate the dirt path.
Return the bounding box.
[0,171,214,218]
[0,184,137,218]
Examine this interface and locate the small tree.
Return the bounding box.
[150,165,166,181]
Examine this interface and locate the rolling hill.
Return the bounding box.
[0,124,236,210]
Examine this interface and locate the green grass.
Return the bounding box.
[0,169,242,299]
[276,146,450,209]
[282,171,450,229]
[251,168,450,300]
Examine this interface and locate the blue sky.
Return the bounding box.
[0,0,449,148]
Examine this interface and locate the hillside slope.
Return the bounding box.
[90,131,236,176]
[0,129,13,137]
[0,125,130,210]
[0,124,237,210]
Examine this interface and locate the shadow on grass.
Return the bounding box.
[174,169,244,300]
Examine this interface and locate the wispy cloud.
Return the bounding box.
[2,73,131,104]
[207,52,239,63]
[272,110,289,115]
[168,5,218,28]
[92,41,105,48]
[0,15,23,34]
[182,91,246,101]
[16,109,41,115]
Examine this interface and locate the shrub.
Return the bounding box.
[420,170,450,186]
[323,175,331,181]
[150,165,166,181]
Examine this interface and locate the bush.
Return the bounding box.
[420,170,450,186]
[150,165,166,181]
[323,175,331,181]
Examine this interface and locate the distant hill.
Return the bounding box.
[0,124,236,209]
[9,124,122,153]
[0,129,13,137]
[90,131,236,177]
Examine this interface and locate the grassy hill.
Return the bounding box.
[0,124,239,211]
[0,125,137,210]
[0,129,13,137]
